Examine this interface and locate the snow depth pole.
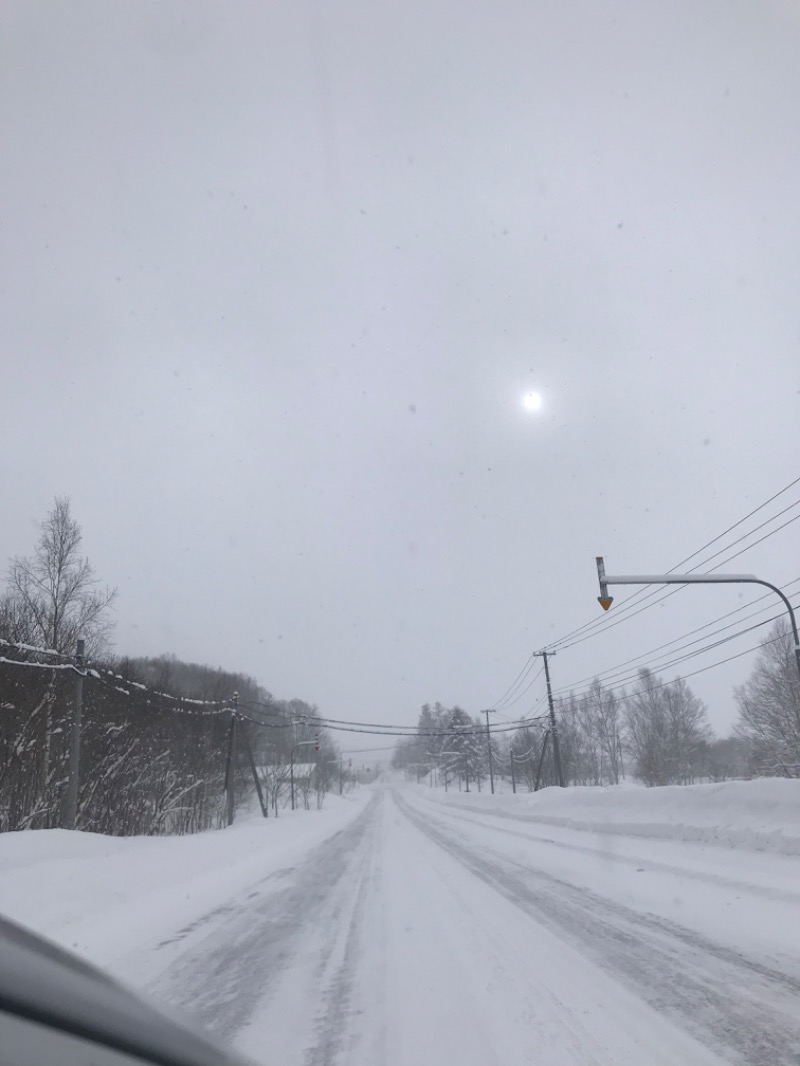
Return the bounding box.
[534,650,565,787]
[484,709,495,794]
[63,638,86,830]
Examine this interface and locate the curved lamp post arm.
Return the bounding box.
[596,559,800,691]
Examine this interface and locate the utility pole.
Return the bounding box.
[533,651,565,787]
[510,750,516,794]
[224,693,239,826]
[241,719,268,818]
[63,638,85,830]
[484,709,495,794]
[534,729,551,791]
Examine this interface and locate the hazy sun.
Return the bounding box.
[522,391,543,412]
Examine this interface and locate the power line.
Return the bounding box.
[612,631,788,703]
[551,579,800,697]
[236,696,542,736]
[0,637,71,661]
[244,717,552,739]
[493,667,545,711]
[91,667,227,706]
[557,504,800,654]
[90,672,232,717]
[236,703,548,740]
[566,607,795,700]
[487,476,800,724]
[486,475,800,712]
[0,646,232,709]
[550,480,800,651]
[340,745,398,754]
[0,655,77,674]
[555,627,789,707]
[491,653,537,709]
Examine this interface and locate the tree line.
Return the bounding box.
[0,497,345,835]
[394,621,800,788]
[3,497,796,832]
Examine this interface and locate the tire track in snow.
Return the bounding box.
[414,796,800,908]
[395,791,800,1066]
[302,799,378,1066]
[149,796,380,1046]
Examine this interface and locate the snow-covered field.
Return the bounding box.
[2,779,800,1065]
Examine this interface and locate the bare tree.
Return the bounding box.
[7,497,116,657]
[261,760,290,816]
[0,590,37,647]
[662,677,711,783]
[583,679,622,784]
[705,736,752,782]
[624,669,711,786]
[735,620,800,777]
[2,498,116,805]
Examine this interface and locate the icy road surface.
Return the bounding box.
[133,786,800,1066]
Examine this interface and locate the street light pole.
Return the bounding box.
[596,557,800,697]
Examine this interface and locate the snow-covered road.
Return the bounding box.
[3,782,800,1065]
[144,787,800,1065]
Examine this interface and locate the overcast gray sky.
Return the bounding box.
[2,0,798,740]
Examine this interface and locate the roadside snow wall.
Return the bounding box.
[432,778,800,856]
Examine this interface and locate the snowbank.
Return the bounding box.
[427,778,800,856]
[0,791,370,975]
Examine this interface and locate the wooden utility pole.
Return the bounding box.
[241,720,268,818]
[484,709,495,794]
[533,651,565,787]
[63,638,85,830]
[534,730,551,792]
[224,693,239,826]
